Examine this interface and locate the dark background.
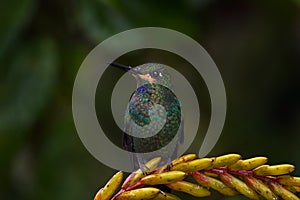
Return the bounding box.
[1,0,300,199]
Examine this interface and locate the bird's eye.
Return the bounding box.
[150,71,159,78]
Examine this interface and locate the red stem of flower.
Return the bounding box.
[124,181,144,191]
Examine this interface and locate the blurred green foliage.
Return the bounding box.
[0,0,300,199]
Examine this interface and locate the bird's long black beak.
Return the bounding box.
[109,62,140,75]
[109,62,132,71]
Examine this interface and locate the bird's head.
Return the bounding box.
[110,62,171,88]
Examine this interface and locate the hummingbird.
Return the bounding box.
[110,62,184,170]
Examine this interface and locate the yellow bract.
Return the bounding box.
[115,188,160,200]
[166,181,211,197]
[229,157,268,171]
[141,171,186,185]
[253,164,295,176]
[94,171,123,200]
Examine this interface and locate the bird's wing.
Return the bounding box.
[178,100,184,145]
[170,114,184,161]
[122,91,135,150]
[123,101,140,170]
[179,117,184,145]
[122,107,133,151]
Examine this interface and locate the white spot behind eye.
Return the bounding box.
[159,72,162,77]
